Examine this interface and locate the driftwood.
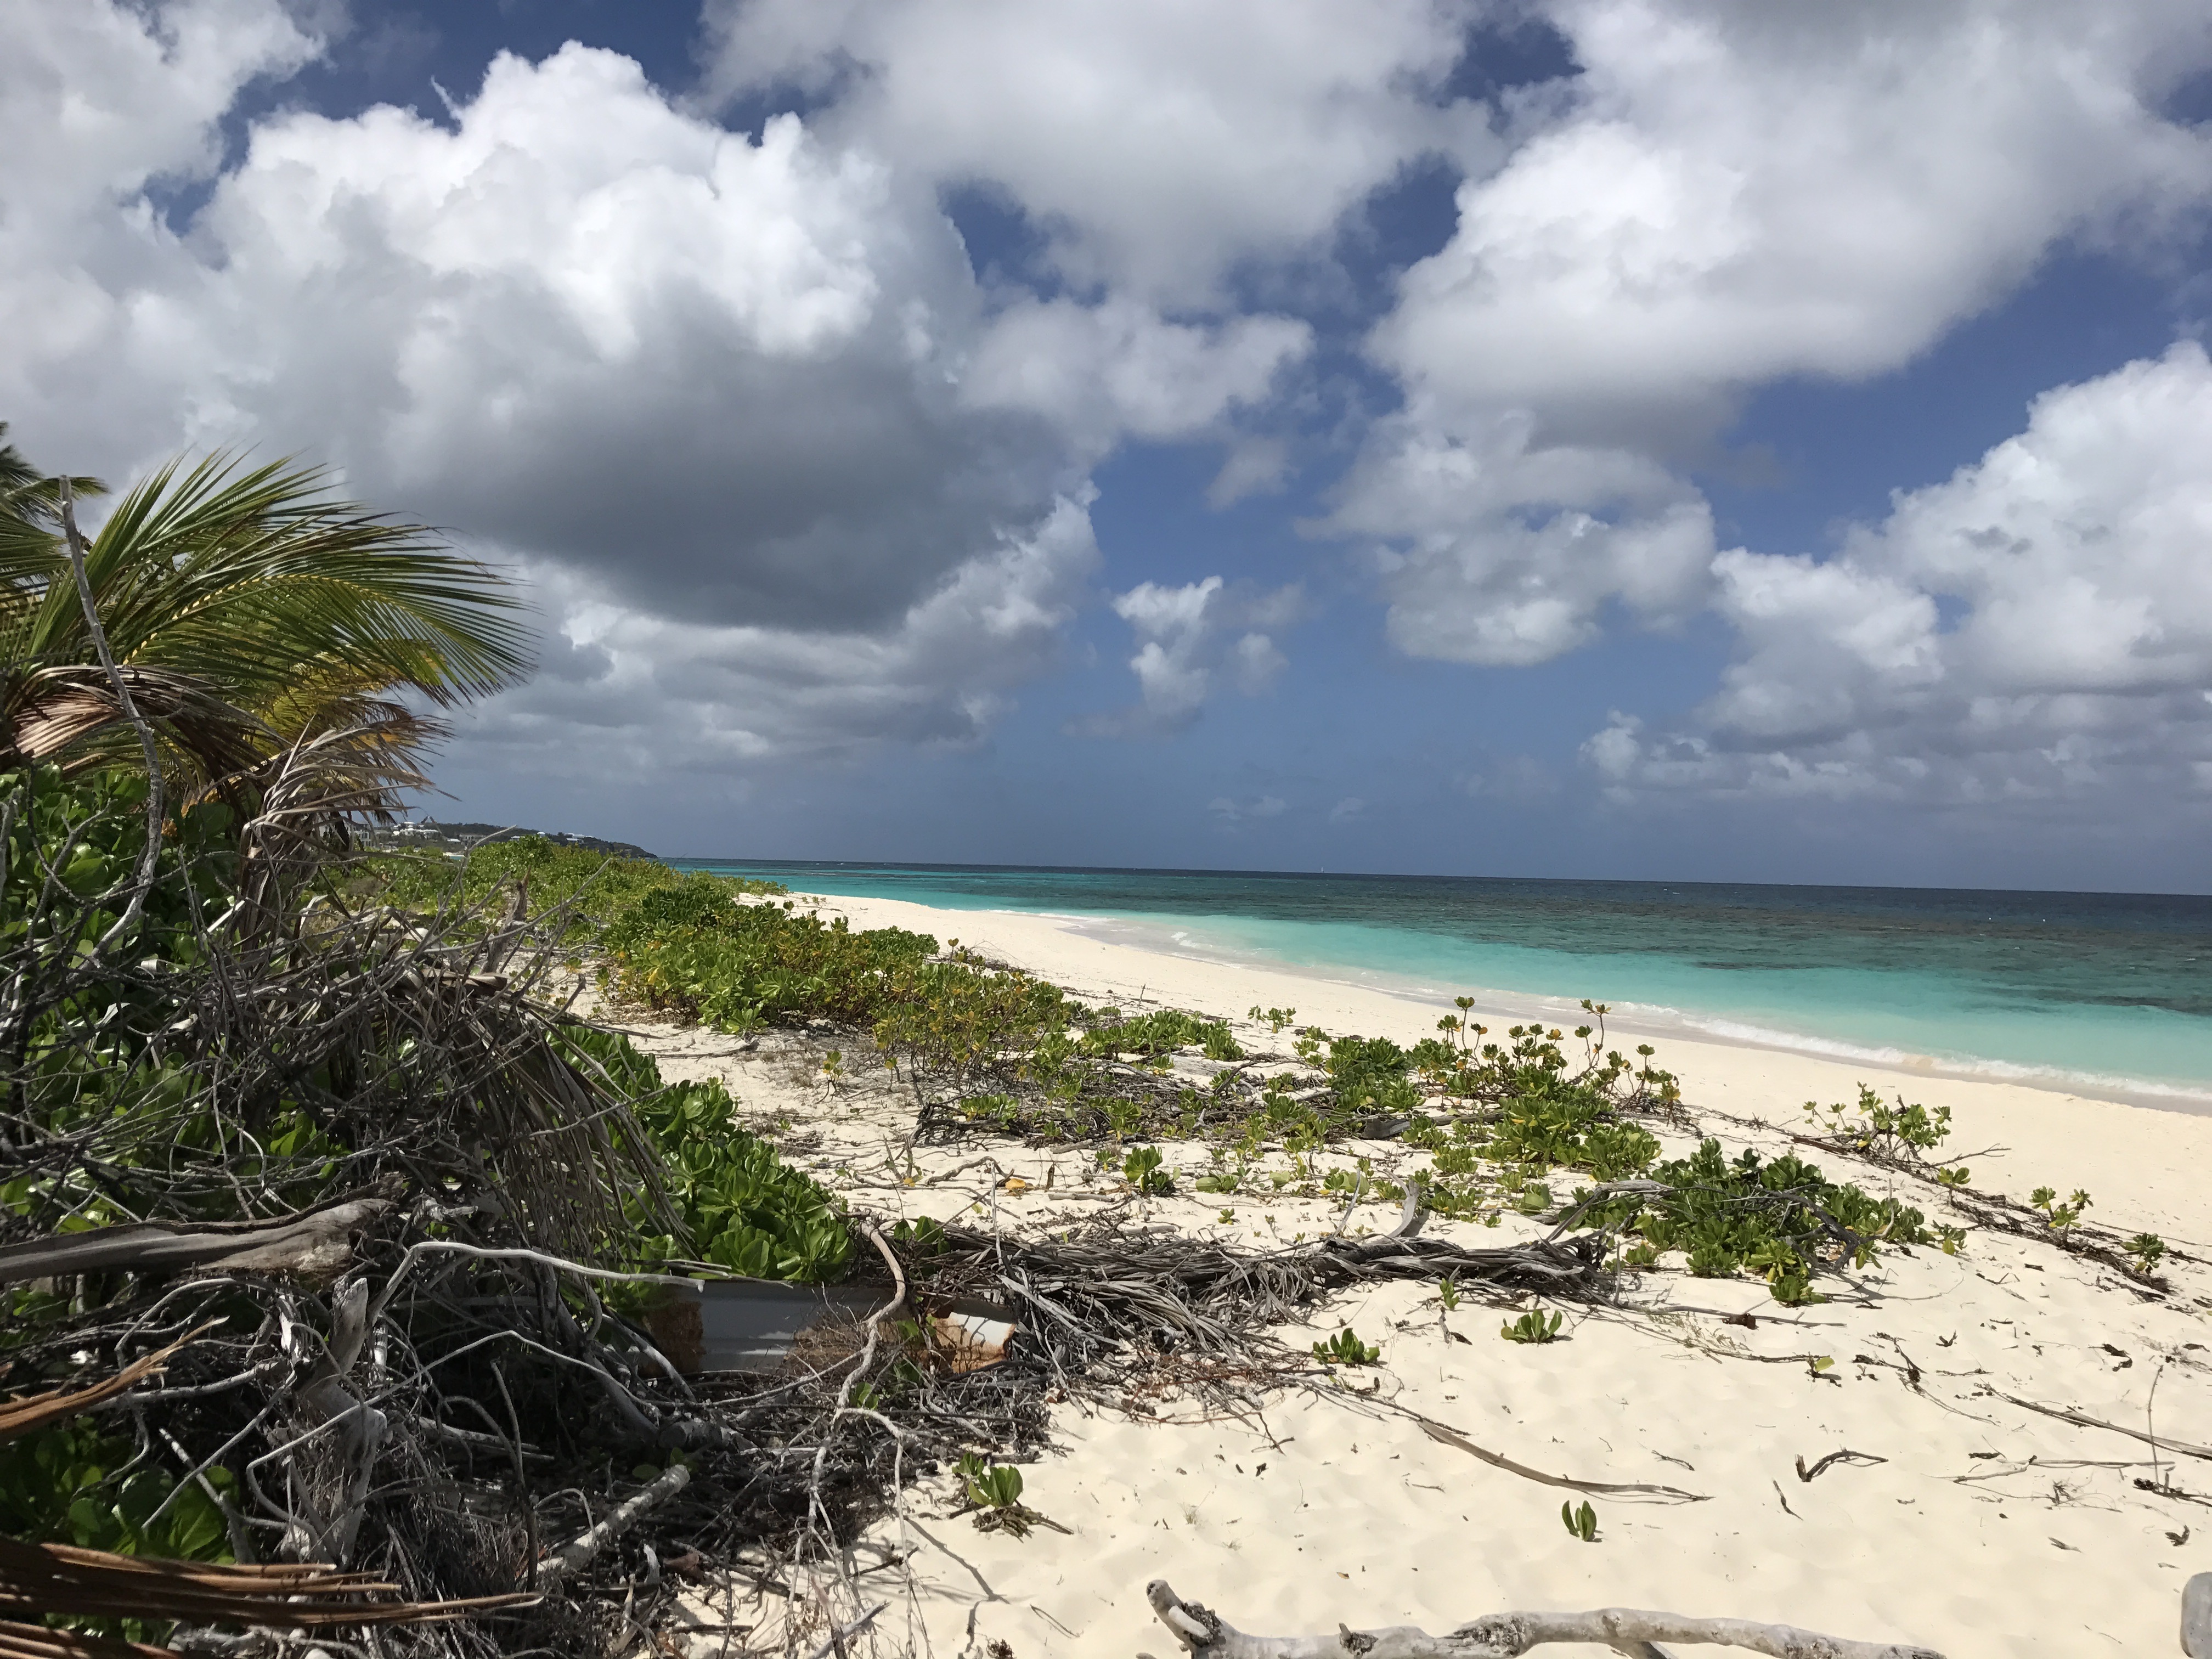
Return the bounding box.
[0,1192,395,1285]
[2184,1571,2212,1657]
[1141,1579,1944,1659]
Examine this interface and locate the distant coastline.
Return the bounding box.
[365,818,655,862]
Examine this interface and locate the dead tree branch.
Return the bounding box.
[1142,1579,1945,1659]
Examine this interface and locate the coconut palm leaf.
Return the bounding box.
[0,424,102,592]
[0,452,530,714]
[0,664,268,780]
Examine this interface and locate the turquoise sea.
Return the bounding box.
[671,861,2212,1107]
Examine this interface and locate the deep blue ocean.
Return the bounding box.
[670,861,2212,1105]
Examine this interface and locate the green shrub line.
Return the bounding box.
[386,843,1985,1311]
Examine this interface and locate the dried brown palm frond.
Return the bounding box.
[0,1536,532,1627]
[0,1616,172,1659]
[227,703,443,938]
[0,1337,193,1445]
[0,663,268,782]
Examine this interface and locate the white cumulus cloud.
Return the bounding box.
[702,0,1489,302]
[1076,576,1303,736]
[1585,342,2212,805]
[1335,0,2212,675]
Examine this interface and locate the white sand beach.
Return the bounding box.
[631,893,2212,1659]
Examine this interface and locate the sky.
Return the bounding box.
[8,1,2212,891]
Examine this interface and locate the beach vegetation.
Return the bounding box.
[1573,1139,1931,1302]
[1501,1309,1565,1344]
[1561,1499,1599,1543]
[2126,1233,2166,1274]
[1312,1327,1382,1365]
[1248,1005,1297,1034]
[560,1026,854,1283]
[1122,1143,1172,1194]
[2030,1185,2092,1236]
[1804,1085,1952,1161]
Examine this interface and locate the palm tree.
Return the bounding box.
[0,445,532,785]
[0,421,104,526]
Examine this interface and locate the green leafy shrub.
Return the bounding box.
[2126,1233,2166,1274]
[608,895,938,1032]
[1312,1327,1381,1366]
[1576,1138,1929,1303]
[1804,1085,1951,1160]
[2030,1186,2092,1237]
[359,833,784,940]
[1122,1144,1172,1195]
[1500,1309,1564,1344]
[560,1027,851,1282]
[1080,1008,1240,1061]
[0,1417,233,1562]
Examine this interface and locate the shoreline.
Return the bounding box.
[790,887,2212,1246]
[1042,906,2212,1118]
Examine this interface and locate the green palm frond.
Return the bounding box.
[0,421,104,591]
[0,451,532,711]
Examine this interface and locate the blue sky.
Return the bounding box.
[9,1,2212,890]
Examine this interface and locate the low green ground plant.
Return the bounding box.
[1312,1327,1381,1365]
[1576,1138,1931,1302]
[1501,1309,1564,1344]
[2126,1233,2167,1274]
[1122,1144,1172,1194]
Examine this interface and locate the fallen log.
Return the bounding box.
[1140,1579,1943,1659]
[0,1190,394,1285]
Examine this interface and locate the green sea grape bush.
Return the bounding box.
[1500,1309,1564,1344]
[1312,1327,1381,1366]
[1122,1144,1172,1195]
[558,1026,853,1283]
[1803,1085,1952,1162]
[1573,1139,1932,1304]
[2030,1186,2093,1237]
[1077,1007,1241,1062]
[872,961,1076,1126]
[608,890,939,1032]
[360,833,782,937]
[0,1415,235,1564]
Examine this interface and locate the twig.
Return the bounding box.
[1415,1418,1707,1503]
[535,1463,690,1590]
[366,1240,701,1325]
[803,1601,886,1659]
[1795,1449,1884,1482]
[1999,1393,2212,1462]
